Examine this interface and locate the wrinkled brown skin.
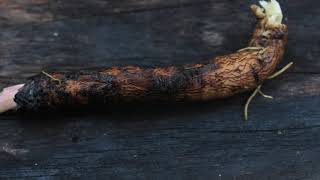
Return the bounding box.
[15,6,288,112]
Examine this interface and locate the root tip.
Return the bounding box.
[252,0,283,27]
[0,84,24,114]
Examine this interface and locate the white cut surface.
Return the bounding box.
[260,0,283,25]
[0,84,24,114]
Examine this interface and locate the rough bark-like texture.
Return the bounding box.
[14,11,288,111]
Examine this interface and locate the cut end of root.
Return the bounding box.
[252,0,283,27]
[0,84,24,114]
[259,0,283,25]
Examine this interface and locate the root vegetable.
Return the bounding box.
[0,0,288,115]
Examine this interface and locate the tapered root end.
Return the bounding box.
[251,0,283,27]
[0,84,24,114]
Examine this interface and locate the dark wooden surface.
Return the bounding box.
[0,0,319,179]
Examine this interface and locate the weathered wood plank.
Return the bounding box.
[0,0,246,24]
[0,3,254,76]
[0,91,320,179]
[0,0,319,77]
[0,0,319,179]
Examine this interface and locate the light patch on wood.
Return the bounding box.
[0,9,53,23]
[201,31,224,47]
[1,143,29,156]
[0,0,53,24]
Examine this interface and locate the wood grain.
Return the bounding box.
[0,0,319,179]
[0,0,319,74]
